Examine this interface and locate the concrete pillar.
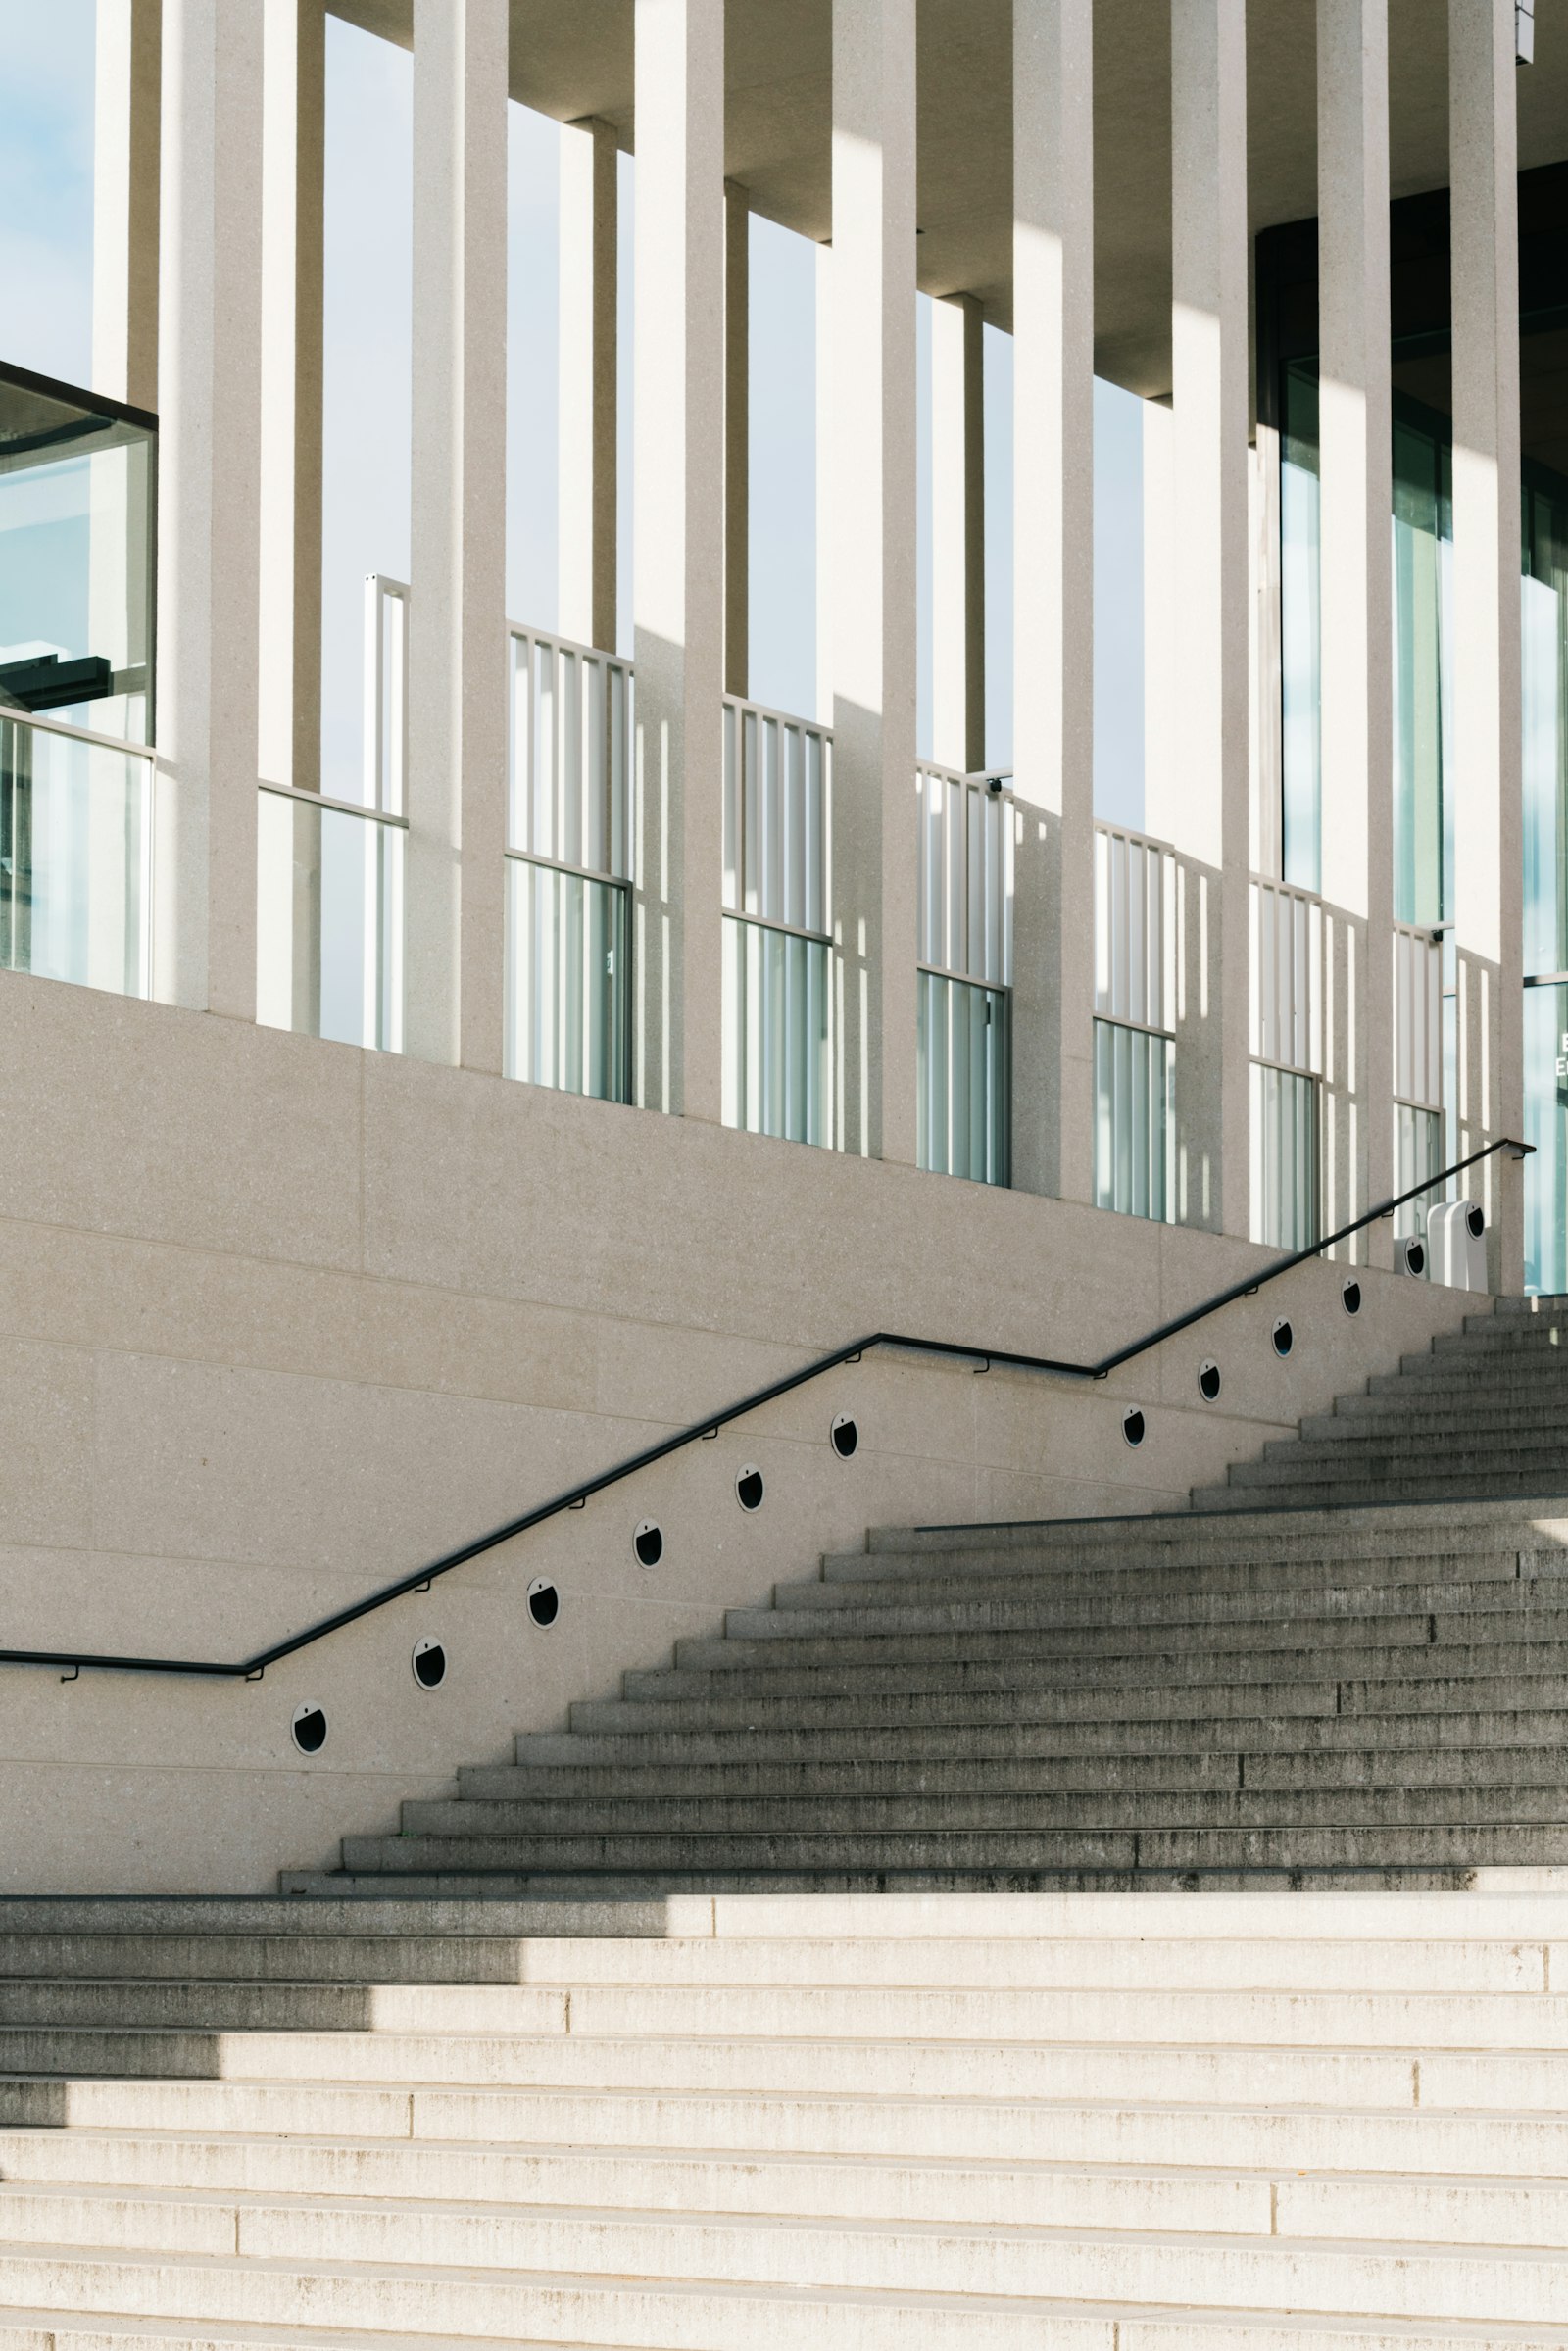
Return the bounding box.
[1170,0,1251,1236]
[1449,0,1524,1288]
[633,0,726,1122]
[1317,0,1394,1262]
[154,0,264,1018]
[725,181,750,701]
[559,116,619,652]
[258,0,324,792]
[830,0,918,1164]
[1012,0,1094,1202]
[93,0,162,410]
[930,292,984,774]
[407,0,509,1072]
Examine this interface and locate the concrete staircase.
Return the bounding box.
[5,1294,1568,2342]
[284,1294,1568,1897]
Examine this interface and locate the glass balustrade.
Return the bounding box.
[722,697,833,1146]
[256,788,404,1051]
[1094,1018,1173,1220]
[0,712,152,997]
[0,363,156,746]
[507,857,628,1101]
[917,970,1010,1185]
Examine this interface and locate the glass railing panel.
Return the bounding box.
[1525,982,1568,1296]
[1093,1017,1174,1222]
[256,787,405,1051]
[917,969,1010,1186]
[0,711,152,997]
[1250,1060,1320,1250]
[505,857,629,1102]
[721,913,831,1147]
[0,362,156,745]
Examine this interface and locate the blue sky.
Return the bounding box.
[4,4,1149,823]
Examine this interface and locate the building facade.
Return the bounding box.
[0,0,1557,1890]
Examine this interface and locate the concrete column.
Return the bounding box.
[1012,0,1094,1202]
[831,0,918,1164]
[1450,0,1524,1289]
[408,0,509,1072]
[1170,0,1250,1236]
[93,0,162,410]
[1317,0,1394,1263]
[725,181,750,700]
[633,0,726,1122]
[559,116,619,652]
[258,0,324,792]
[930,292,984,775]
[154,0,264,1018]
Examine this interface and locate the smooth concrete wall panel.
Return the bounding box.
[0,972,1492,1891]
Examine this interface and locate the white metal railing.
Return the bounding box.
[508,622,632,882]
[0,706,155,1001]
[1394,920,1443,1113]
[916,763,1012,988]
[506,623,634,1102]
[363,574,409,817]
[722,697,833,1147]
[1094,821,1174,1034]
[1250,875,1324,1076]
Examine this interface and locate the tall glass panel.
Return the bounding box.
[506,859,628,1101]
[320,20,412,800]
[1093,1019,1173,1221]
[721,916,830,1147]
[1523,470,1568,977]
[257,792,404,1051]
[1525,983,1568,1296]
[0,368,155,743]
[1392,401,1453,927]
[917,971,1009,1186]
[0,713,150,996]
[1250,1062,1319,1250]
[1393,1102,1442,1244]
[1280,361,1321,892]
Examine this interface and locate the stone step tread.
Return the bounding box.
[397,1788,1568,1835]
[733,1584,1568,1639]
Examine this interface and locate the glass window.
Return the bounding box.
[1392,401,1453,928]
[1525,983,1568,1297]
[0,365,155,744]
[1393,1101,1442,1244]
[917,971,1009,1186]
[1523,469,1568,978]
[1094,1019,1173,1221]
[722,917,830,1146]
[507,859,627,1101]
[1280,361,1321,894]
[1250,1062,1319,1250]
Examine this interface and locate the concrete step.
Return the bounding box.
[616,1637,1568,1706]
[690,1598,1568,1666]
[334,1822,1568,1877]
[778,1553,1540,1610]
[464,1741,1568,1802]
[397,1784,1568,1840]
[1226,1449,1568,1489]
[858,1498,1568,1557]
[1192,1477,1568,1510]
[562,1664,1568,1738]
[1,2199,1567,2330]
[514,1706,1568,1768]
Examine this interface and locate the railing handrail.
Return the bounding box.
[0,708,156,761]
[5,1135,1529,1683]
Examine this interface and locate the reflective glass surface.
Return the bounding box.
[506,858,628,1102]
[0,366,155,744]
[0,713,150,996]
[1525,983,1568,1296]
[917,970,1010,1186]
[257,791,404,1052]
[1250,1062,1319,1250]
[1093,1018,1173,1221]
[722,915,831,1147]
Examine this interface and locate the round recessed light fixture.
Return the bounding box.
[1122,1407,1146,1448]
[291,1702,326,1755]
[527,1578,559,1629]
[736,1465,764,1512]
[1198,1361,1221,1403]
[412,1639,446,1690]
[830,1414,858,1459]
[634,1520,663,1568]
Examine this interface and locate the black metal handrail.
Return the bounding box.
[5,1135,1530,1681]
